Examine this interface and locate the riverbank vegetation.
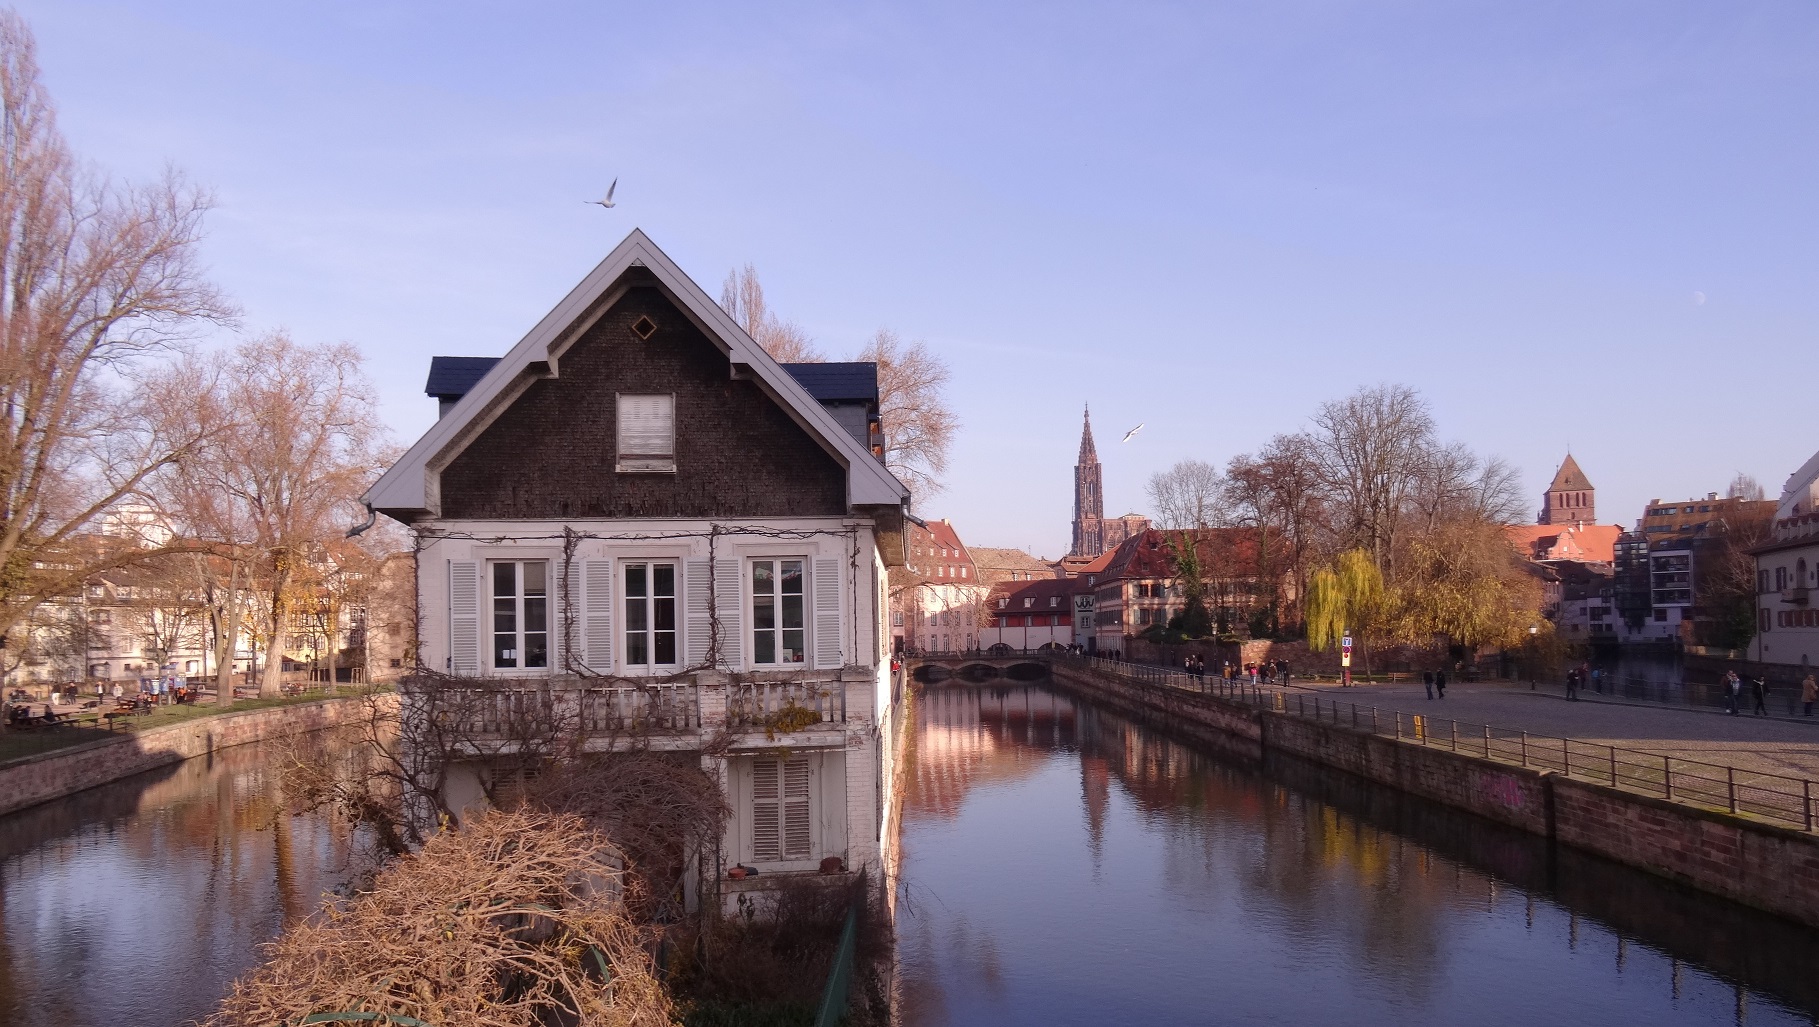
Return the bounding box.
[1145,384,1544,669]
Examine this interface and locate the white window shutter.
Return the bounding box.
[449,561,480,676]
[684,559,712,668]
[715,559,741,670]
[783,755,812,859]
[583,560,612,672]
[813,558,842,669]
[752,759,781,862]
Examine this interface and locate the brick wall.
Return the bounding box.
[1054,662,1819,926]
[441,276,848,520]
[0,693,398,817]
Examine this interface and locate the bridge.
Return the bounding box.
[901,648,1061,684]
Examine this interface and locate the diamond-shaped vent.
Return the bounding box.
[631,315,657,340]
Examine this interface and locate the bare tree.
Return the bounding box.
[1727,472,1766,502]
[859,329,955,500]
[151,334,389,697]
[1146,459,1225,529]
[0,12,232,640]
[1307,384,1436,575]
[719,263,824,362]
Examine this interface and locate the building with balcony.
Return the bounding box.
[364,230,911,910]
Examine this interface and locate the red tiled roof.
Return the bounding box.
[1505,523,1621,564]
[1101,528,1283,582]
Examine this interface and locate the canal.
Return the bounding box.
[0,732,367,1027]
[896,683,1819,1027]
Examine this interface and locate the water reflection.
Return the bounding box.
[897,684,1818,1026]
[0,732,368,1027]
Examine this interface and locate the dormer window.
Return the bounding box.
[998,598,1007,609]
[1049,597,1059,607]
[1023,598,1034,609]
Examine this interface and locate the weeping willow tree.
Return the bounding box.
[1305,549,1385,671]
[1395,517,1542,651]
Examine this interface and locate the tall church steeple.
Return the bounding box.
[1072,405,1105,556]
[1539,454,1596,525]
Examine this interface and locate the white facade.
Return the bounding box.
[1753,449,1819,668]
[370,230,912,907]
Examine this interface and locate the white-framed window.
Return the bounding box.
[616,394,675,472]
[623,561,678,669]
[750,558,806,666]
[491,560,549,670]
[752,754,812,862]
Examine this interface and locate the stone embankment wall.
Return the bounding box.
[1049,663,1819,927]
[0,693,397,818]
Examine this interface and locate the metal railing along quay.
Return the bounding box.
[1072,655,1819,833]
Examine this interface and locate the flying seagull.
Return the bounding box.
[1122,423,1144,442]
[587,178,618,209]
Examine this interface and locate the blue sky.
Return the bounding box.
[22,1,1819,556]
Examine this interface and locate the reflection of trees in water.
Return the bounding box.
[0,728,377,1027]
[1078,705,1451,1003]
[904,683,1819,1022]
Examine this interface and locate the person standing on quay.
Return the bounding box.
[1752,675,1769,716]
[1724,671,1742,715]
[1565,667,1578,702]
[1436,668,1448,699]
[1423,670,1435,700]
[1803,672,1817,717]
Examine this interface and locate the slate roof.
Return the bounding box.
[423,356,876,408]
[779,362,878,404]
[425,356,502,399]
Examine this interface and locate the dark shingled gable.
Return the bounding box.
[438,281,848,520]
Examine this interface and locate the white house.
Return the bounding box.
[364,230,912,907]
[1753,449,1819,670]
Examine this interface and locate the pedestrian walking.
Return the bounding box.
[1423,670,1434,700]
[1725,671,1742,715]
[1752,676,1769,716]
[1435,668,1447,699]
[1566,668,1578,702]
[1591,667,1604,694]
[1278,659,1291,685]
[1802,672,1816,717]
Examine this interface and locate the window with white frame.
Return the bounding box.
[491,561,549,670]
[616,394,675,472]
[623,562,678,669]
[750,559,806,665]
[752,754,812,862]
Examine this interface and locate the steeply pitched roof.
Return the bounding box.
[365,229,909,517]
[1549,454,1593,492]
[425,356,502,399]
[779,362,877,404]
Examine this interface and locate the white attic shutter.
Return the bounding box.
[583,560,613,671]
[684,559,712,667]
[813,558,843,669]
[617,394,674,471]
[715,560,741,670]
[449,561,480,676]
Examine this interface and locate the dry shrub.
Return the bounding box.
[203,810,676,1027]
[667,875,890,1027]
[524,751,730,918]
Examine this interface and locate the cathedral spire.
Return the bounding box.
[1078,404,1098,463]
[1072,404,1105,556]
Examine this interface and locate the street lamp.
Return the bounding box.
[1528,625,1539,690]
